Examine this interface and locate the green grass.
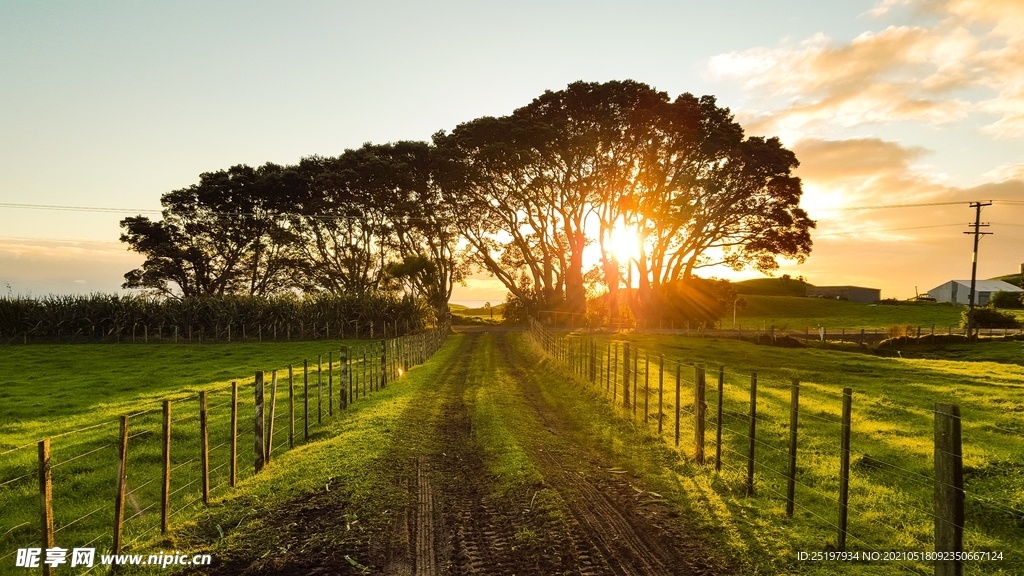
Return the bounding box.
[163,336,461,573]
[735,295,966,331]
[556,330,1023,574]
[468,336,543,496]
[993,273,1024,288]
[170,333,563,573]
[0,338,400,572]
[734,277,814,296]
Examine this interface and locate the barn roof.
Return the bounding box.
[940,280,1023,292]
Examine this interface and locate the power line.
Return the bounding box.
[0,202,161,214]
[0,201,440,222]
[814,223,963,237]
[835,201,971,211]
[0,235,123,245]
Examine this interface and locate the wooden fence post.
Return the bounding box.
[380,340,387,388]
[746,372,757,497]
[112,415,129,560]
[266,372,277,464]
[254,371,265,473]
[161,400,171,533]
[671,360,679,440]
[694,365,706,465]
[340,346,349,409]
[644,356,650,425]
[303,360,309,441]
[363,348,368,398]
[632,351,638,415]
[288,366,295,449]
[838,387,852,551]
[716,367,724,473]
[37,439,54,576]
[612,344,618,400]
[622,344,631,410]
[935,403,964,576]
[786,379,800,517]
[200,391,210,504]
[329,351,334,416]
[658,360,666,435]
[610,340,618,393]
[317,355,323,424]
[590,339,596,383]
[605,342,611,392]
[230,382,237,487]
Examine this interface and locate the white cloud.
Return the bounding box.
[709,2,1024,139]
[982,161,1024,182]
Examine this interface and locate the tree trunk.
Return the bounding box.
[564,231,587,317]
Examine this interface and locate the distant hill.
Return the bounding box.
[992,273,1024,289]
[733,277,814,296]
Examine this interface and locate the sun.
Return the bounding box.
[608,222,640,262]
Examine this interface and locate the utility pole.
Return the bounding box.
[964,201,992,339]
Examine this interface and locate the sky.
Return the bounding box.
[2,0,1023,302]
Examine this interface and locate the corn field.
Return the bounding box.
[0,294,432,343]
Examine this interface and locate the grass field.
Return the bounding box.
[735,295,987,331]
[0,337,405,571]
[3,329,1022,574]
[449,302,506,325]
[734,277,815,296]
[555,328,1023,574]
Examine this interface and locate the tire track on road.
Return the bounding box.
[494,332,714,576]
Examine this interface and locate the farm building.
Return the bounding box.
[805,285,881,303]
[927,279,1023,305]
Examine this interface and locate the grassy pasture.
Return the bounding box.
[0,339,384,570]
[734,277,814,296]
[735,295,974,331]
[569,331,1023,573]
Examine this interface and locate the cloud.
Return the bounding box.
[792,137,953,223]
[790,136,1024,252]
[709,1,1024,139]
[982,161,1024,182]
[793,137,927,182]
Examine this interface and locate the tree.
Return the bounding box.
[120,164,300,297]
[438,81,670,318]
[617,93,814,318]
[989,290,1024,309]
[436,116,568,317]
[289,143,466,320]
[440,81,814,323]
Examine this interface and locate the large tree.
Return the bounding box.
[287,143,465,320]
[439,81,813,323]
[438,81,669,317]
[120,163,300,297]
[620,94,814,317]
[435,116,567,315]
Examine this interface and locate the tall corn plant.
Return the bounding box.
[0,293,431,343]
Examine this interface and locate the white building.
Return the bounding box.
[927,280,1023,305]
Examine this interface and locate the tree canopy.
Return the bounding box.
[436,81,814,319]
[121,80,814,325]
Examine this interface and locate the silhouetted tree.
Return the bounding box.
[120,163,300,297]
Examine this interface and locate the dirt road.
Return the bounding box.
[386,332,717,575]
[186,332,720,575]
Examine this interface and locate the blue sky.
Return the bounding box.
[2,0,1022,299]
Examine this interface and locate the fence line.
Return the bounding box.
[526,319,1020,576]
[0,322,449,564]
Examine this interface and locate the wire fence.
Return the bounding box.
[0,323,449,570]
[527,319,1022,575]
